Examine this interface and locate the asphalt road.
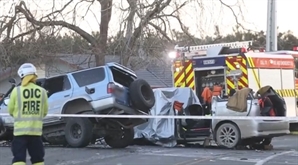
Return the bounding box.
[0,135,297,165]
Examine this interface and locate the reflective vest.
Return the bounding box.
[212,85,222,96]
[8,83,49,136]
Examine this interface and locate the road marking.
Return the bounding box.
[142,152,201,158]
[255,151,296,165]
[219,157,261,163]
[185,157,212,165]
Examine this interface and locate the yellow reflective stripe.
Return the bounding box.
[15,87,45,122]
[15,118,43,122]
[14,127,43,133]
[33,162,44,165]
[41,88,46,117]
[17,87,22,119]
[12,162,26,165]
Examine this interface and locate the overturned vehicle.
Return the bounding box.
[134,86,289,149]
[0,62,156,148]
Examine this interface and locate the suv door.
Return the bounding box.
[70,67,108,101]
[43,76,73,124]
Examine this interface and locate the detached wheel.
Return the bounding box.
[65,118,93,148]
[104,126,134,148]
[215,123,241,149]
[129,79,155,113]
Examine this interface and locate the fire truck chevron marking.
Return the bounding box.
[226,61,247,87]
[225,56,248,93]
[173,60,195,89]
[185,61,195,89]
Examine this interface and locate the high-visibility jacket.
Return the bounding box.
[201,87,212,104]
[8,83,48,136]
[212,85,222,96]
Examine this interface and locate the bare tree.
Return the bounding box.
[0,0,247,68]
[0,0,112,66]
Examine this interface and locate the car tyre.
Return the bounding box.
[104,127,134,148]
[129,79,155,113]
[215,122,241,149]
[65,118,93,148]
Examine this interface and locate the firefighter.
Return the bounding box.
[8,63,48,165]
[212,82,222,97]
[256,88,274,150]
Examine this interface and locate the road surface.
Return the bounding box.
[0,136,297,165]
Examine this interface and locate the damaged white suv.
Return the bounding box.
[0,62,155,148]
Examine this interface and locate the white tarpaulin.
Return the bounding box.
[134,87,201,147]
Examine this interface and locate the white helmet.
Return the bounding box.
[17,63,37,78]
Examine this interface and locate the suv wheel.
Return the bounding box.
[104,126,134,148]
[215,123,240,149]
[129,79,155,113]
[65,118,93,148]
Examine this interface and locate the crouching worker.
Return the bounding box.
[257,88,276,150]
[8,63,48,165]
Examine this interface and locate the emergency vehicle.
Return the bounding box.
[169,41,297,118]
[264,47,298,101]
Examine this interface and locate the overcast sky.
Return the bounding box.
[1,0,298,37]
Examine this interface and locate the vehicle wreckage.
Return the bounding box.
[134,86,290,149]
[0,62,156,148]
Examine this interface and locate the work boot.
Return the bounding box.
[203,137,211,147]
[263,144,273,150]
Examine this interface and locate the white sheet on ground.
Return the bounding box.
[134,87,201,147]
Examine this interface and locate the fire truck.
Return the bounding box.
[169,41,297,118]
[265,46,298,98]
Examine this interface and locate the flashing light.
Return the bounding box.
[175,67,180,72]
[293,46,298,51]
[168,52,177,59]
[235,64,240,69]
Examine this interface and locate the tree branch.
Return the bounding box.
[148,22,173,43]
[16,1,97,45]
[219,0,246,30]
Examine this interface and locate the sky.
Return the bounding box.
[164,0,298,37]
[0,0,298,38]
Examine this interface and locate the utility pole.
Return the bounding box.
[266,0,278,51]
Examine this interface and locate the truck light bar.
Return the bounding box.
[174,41,253,58]
[174,41,252,51]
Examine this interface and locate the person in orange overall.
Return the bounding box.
[201,86,212,114]
[212,82,222,97]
